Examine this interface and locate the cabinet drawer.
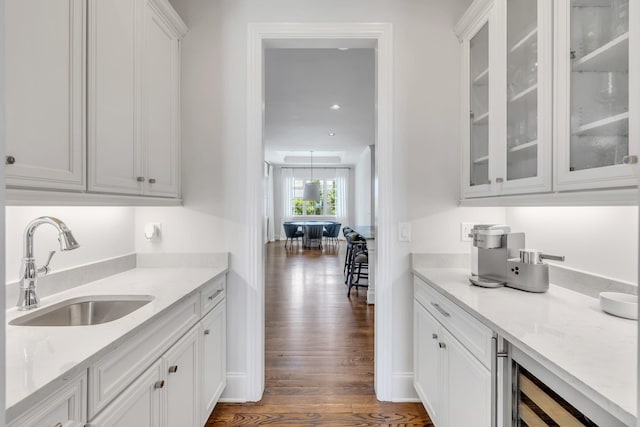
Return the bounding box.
[9,370,86,427]
[88,294,199,418]
[414,276,493,368]
[200,275,225,315]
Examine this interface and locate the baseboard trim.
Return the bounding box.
[392,372,420,402]
[218,372,248,402]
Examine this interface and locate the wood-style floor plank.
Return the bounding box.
[206,241,431,426]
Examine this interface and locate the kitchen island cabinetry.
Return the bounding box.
[413,276,492,427]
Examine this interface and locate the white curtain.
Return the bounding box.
[335,168,349,233]
[281,168,295,230]
[266,164,275,242]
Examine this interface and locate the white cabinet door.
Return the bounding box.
[5,0,85,190]
[88,0,144,195]
[143,1,180,197]
[165,327,199,427]
[445,329,492,427]
[8,371,86,427]
[413,301,444,426]
[554,0,637,191]
[89,360,163,427]
[200,300,227,424]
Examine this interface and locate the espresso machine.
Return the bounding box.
[469,224,564,293]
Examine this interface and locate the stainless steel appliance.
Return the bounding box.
[469,224,564,293]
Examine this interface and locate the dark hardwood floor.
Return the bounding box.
[206,240,432,426]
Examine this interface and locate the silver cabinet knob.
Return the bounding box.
[148,178,157,184]
[54,423,63,427]
[5,155,15,165]
[495,177,504,183]
[154,380,165,389]
[622,155,638,164]
[137,176,145,182]
[204,329,210,335]
[169,365,178,374]
[432,333,438,340]
[438,342,447,349]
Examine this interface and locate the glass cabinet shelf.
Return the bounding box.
[508,140,538,153]
[509,28,537,53]
[573,111,629,136]
[509,84,537,103]
[473,68,489,85]
[473,111,489,125]
[573,32,629,72]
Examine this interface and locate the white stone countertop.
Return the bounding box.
[5,267,226,420]
[412,267,637,426]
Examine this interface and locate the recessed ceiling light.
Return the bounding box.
[338,47,349,51]
[329,104,341,110]
[328,132,336,136]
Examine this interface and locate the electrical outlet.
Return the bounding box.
[461,222,475,242]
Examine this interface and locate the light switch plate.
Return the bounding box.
[399,222,411,242]
[461,222,474,242]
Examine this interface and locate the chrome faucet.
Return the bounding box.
[17,216,80,310]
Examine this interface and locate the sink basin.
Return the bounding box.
[599,292,638,320]
[9,295,154,326]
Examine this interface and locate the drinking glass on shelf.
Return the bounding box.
[582,7,608,55]
[597,72,620,117]
[524,39,538,88]
[610,0,629,38]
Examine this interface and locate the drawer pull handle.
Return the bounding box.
[148,178,157,184]
[204,329,211,335]
[431,302,450,317]
[169,365,179,374]
[137,176,146,182]
[207,289,223,301]
[54,423,63,427]
[154,380,165,389]
[432,333,438,340]
[438,342,447,349]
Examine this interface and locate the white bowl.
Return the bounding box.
[599,292,638,320]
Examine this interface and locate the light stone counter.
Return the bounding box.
[411,267,637,426]
[5,266,226,421]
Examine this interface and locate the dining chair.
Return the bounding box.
[282,223,303,249]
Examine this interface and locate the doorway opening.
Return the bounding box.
[246,23,394,402]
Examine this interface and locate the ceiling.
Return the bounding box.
[264,48,375,165]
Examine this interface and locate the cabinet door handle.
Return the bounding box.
[5,155,15,165]
[137,176,146,182]
[154,380,165,389]
[53,423,63,427]
[208,289,223,301]
[204,329,211,335]
[148,178,157,184]
[430,302,450,317]
[495,177,504,183]
[438,342,446,349]
[432,333,438,340]
[622,155,638,164]
[169,365,178,374]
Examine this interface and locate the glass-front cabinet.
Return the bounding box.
[461,0,552,198]
[555,0,637,190]
[459,0,637,201]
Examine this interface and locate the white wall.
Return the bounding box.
[354,147,372,226]
[5,207,135,283]
[506,206,638,284]
[164,0,484,401]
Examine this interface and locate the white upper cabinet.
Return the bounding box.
[458,0,638,203]
[89,0,185,198]
[5,0,86,190]
[554,0,637,191]
[460,0,553,199]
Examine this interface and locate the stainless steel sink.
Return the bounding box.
[9,295,154,326]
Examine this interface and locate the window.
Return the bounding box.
[292,179,336,216]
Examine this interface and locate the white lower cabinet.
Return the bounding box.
[200,297,227,424]
[8,371,87,427]
[89,360,163,427]
[165,327,200,427]
[414,277,492,427]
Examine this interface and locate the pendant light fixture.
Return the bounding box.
[302,151,321,201]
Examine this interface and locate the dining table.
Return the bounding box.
[288,221,336,248]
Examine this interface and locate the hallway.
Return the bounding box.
[207,241,432,426]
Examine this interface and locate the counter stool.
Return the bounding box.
[347,242,368,297]
[344,232,366,279]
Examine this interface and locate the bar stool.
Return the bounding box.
[344,231,366,280]
[347,242,368,297]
